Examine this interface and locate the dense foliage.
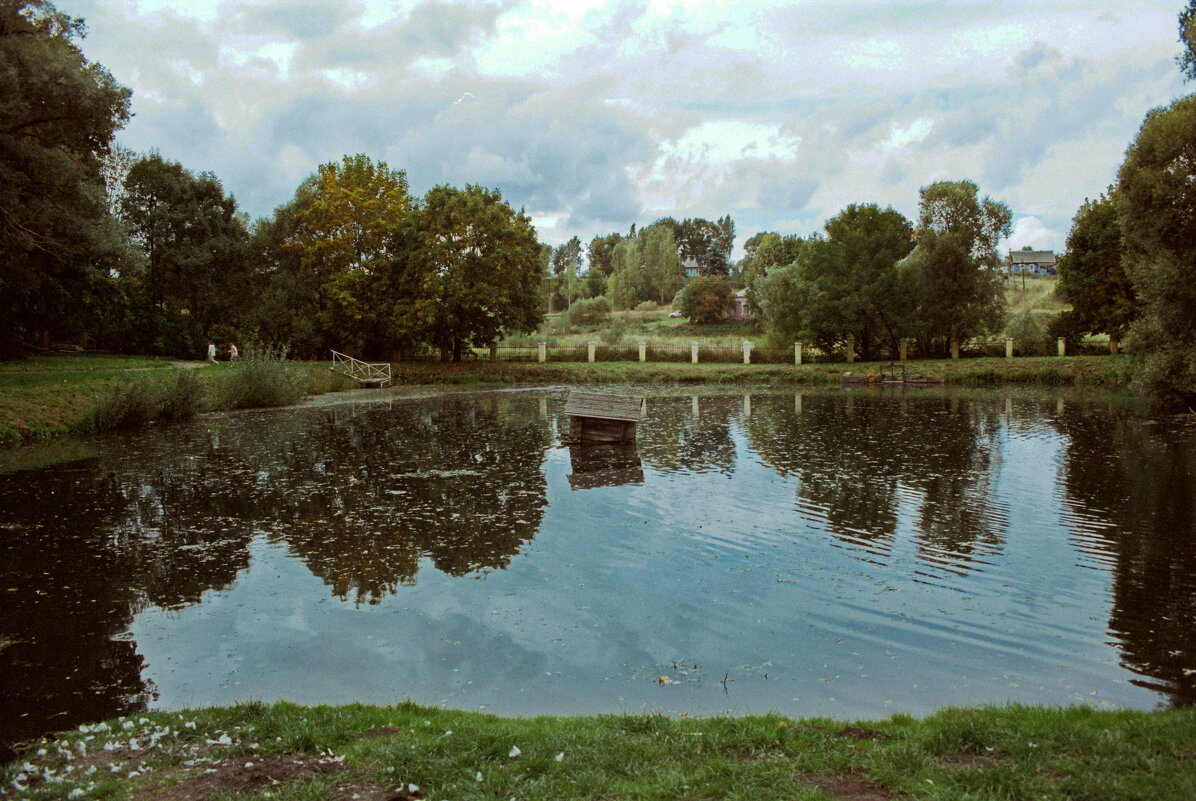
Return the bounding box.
[1055,192,1136,349]
[0,0,130,356]
[1118,93,1196,406]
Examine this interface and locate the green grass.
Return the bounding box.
[5,701,1194,800]
[1004,274,1068,317]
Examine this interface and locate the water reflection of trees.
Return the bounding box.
[637,395,739,474]
[0,394,551,755]
[745,392,1007,571]
[1054,407,1196,706]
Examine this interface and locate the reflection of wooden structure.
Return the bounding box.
[330,350,392,387]
[567,444,643,490]
[564,391,642,443]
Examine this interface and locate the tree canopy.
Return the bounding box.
[1055,191,1136,346]
[389,184,543,361]
[1180,1,1196,81]
[1117,93,1196,406]
[0,0,131,355]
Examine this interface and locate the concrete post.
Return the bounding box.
[794,342,803,365]
[950,338,960,360]
[795,392,803,414]
[538,342,547,363]
[1057,337,1066,357]
[743,393,752,417]
[489,342,498,362]
[742,340,752,365]
[638,341,647,362]
[846,333,856,363]
[691,341,700,364]
[587,341,596,362]
[899,339,908,362]
[691,395,700,418]
[1005,337,1014,360]
[539,397,548,419]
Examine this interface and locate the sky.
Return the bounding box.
[62,0,1191,258]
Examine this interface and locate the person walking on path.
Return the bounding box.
[229,343,239,361]
[207,341,217,364]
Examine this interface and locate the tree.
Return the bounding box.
[274,154,412,354]
[586,233,621,277]
[390,184,543,361]
[0,0,131,355]
[1117,94,1196,406]
[677,216,734,276]
[899,180,1011,354]
[639,223,683,305]
[550,236,582,309]
[1180,1,1196,81]
[119,154,250,353]
[1055,191,1136,351]
[607,235,644,310]
[674,276,734,323]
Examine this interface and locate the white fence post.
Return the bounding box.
[587,341,596,362]
[638,341,647,362]
[691,341,700,363]
[742,340,752,364]
[794,342,803,365]
[538,342,547,363]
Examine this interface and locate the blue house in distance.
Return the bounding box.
[1006,249,1057,276]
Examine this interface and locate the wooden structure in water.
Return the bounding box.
[330,350,392,388]
[564,391,643,443]
[567,443,644,490]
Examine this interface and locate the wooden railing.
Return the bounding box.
[330,350,392,387]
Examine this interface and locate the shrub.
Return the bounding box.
[1004,309,1049,355]
[210,345,308,410]
[635,300,659,312]
[674,277,734,323]
[87,376,164,432]
[157,369,205,421]
[1047,310,1088,353]
[561,296,612,328]
[599,317,627,345]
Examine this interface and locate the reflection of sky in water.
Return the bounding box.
[128,390,1153,720]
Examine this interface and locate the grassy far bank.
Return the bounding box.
[4,701,1194,800]
[0,352,1130,447]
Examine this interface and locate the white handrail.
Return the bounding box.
[330,350,392,387]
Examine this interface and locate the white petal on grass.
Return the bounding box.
[555,752,565,761]
[508,745,521,758]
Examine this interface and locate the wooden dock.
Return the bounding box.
[563,391,643,443]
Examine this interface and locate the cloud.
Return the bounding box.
[62,0,1191,253]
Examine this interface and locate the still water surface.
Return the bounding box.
[1,386,1194,754]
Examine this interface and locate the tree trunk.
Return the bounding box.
[452,337,463,362]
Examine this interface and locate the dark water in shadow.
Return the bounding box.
[1,386,1193,757]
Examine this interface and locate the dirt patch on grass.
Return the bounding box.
[142,753,346,801]
[358,726,402,739]
[833,727,891,741]
[802,772,900,800]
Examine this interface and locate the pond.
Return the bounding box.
[1,385,1194,758]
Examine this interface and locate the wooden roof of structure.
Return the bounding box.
[564,391,643,422]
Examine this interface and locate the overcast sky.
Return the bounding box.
[64,0,1189,257]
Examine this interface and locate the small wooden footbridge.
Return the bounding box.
[330,350,392,388]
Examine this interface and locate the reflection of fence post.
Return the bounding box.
[639,341,647,362]
[489,342,498,362]
[846,333,856,363]
[538,342,547,363]
[1005,337,1014,360]
[794,342,803,365]
[1057,337,1066,357]
[899,339,908,361]
[743,393,751,416]
[588,341,596,362]
[950,337,960,359]
[743,340,752,365]
[691,341,699,363]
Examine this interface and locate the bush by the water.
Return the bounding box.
[561,297,612,328]
[210,346,308,410]
[86,369,205,431]
[1004,309,1049,355]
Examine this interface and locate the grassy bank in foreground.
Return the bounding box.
[5,702,1194,800]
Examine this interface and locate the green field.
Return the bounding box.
[5,701,1194,800]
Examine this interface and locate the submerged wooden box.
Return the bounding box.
[563,391,643,443]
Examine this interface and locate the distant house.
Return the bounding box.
[1006,250,1057,276]
[730,288,751,321]
[681,257,701,278]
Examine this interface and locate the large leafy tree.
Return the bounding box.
[900,180,1011,354]
[269,154,412,354]
[586,233,621,277]
[0,0,131,355]
[119,154,250,353]
[390,184,543,360]
[639,223,684,305]
[799,204,916,359]
[1055,191,1137,350]
[676,216,734,276]
[1118,94,1196,406]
